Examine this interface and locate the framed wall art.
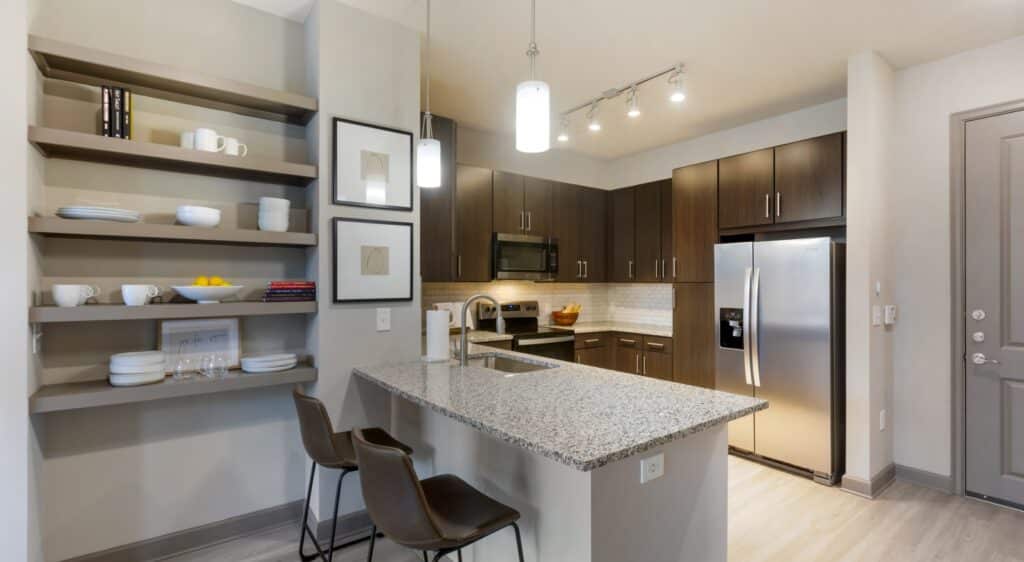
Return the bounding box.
[332,117,413,211]
[332,217,413,303]
[158,318,241,373]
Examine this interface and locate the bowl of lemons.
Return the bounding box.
[172,276,244,304]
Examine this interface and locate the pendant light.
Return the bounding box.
[515,0,550,153]
[416,0,441,188]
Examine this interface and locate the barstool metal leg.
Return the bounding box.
[457,549,463,562]
[366,524,377,562]
[299,463,329,562]
[326,469,351,562]
[422,551,428,562]
[511,522,524,562]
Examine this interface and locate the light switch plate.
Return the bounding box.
[640,453,664,483]
[872,305,882,327]
[376,308,391,332]
[884,305,897,325]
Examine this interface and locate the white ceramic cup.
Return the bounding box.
[194,128,225,152]
[53,284,100,308]
[258,197,290,213]
[179,131,195,149]
[258,213,289,232]
[121,284,161,306]
[224,137,248,157]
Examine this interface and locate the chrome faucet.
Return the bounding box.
[460,294,497,366]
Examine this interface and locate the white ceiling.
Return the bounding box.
[236,0,1024,159]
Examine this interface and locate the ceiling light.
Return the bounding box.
[626,86,640,118]
[416,0,441,188]
[557,116,569,142]
[515,0,550,153]
[587,103,601,132]
[668,65,686,103]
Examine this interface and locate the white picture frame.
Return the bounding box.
[332,217,413,303]
[159,318,241,373]
[332,117,413,211]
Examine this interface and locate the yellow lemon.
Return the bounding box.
[210,276,227,286]
[194,276,210,287]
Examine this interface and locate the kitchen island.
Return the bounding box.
[353,344,765,562]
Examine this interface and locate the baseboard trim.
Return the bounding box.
[315,508,374,545]
[841,463,895,499]
[895,464,954,494]
[64,500,304,562]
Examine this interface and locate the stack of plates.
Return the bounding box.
[109,351,166,386]
[241,353,297,373]
[57,206,140,223]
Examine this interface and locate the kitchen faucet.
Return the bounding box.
[460,294,497,366]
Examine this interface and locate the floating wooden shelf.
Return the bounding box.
[30,301,317,323]
[29,366,317,414]
[29,35,317,124]
[29,216,316,247]
[29,126,317,186]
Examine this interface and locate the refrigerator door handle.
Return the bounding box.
[750,267,762,388]
[742,267,754,386]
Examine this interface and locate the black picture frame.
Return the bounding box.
[331,117,414,212]
[332,217,414,303]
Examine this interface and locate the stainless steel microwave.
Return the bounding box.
[492,233,558,281]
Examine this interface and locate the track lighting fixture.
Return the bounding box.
[587,103,601,132]
[515,0,551,153]
[626,86,640,118]
[668,65,686,103]
[557,116,570,142]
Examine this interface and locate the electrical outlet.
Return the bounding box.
[879,409,887,431]
[640,453,664,483]
[872,305,882,327]
[376,308,391,332]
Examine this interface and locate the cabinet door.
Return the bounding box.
[672,161,718,283]
[579,187,607,282]
[634,181,664,282]
[660,180,674,280]
[492,171,525,234]
[576,346,610,369]
[643,351,673,381]
[672,283,716,388]
[613,334,641,374]
[523,177,552,237]
[454,165,493,282]
[773,132,844,223]
[608,187,636,282]
[551,183,582,282]
[420,114,457,281]
[718,148,774,229]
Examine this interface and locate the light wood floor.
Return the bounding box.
[165,456,1024,562]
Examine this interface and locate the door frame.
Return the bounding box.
[950,98,1024,497]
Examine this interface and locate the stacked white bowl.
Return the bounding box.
[258,197,290,232]
[240,353,297,373]
[177,205,221,227]
[109,351,166,387]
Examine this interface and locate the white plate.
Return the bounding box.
[110,351,165,365]
[241,359,296,370]
[241,360,297,373]
[58,208,139,216]
[58,206,139,215]
[57,211,140,223]
[109,361,166,374]
[172,285,244,304]
[108,371,165,387]
[241,353,297,363]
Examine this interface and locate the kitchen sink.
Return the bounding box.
[466,354,556,373]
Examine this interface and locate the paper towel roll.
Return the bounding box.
[426,310,451,361]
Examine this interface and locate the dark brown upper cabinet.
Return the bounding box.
[578,187,607,282]
[492,171,552,237]
[773,132,844,224]
[718,148,775,230]
[608,187,636,282]
[634,181,665,282]
[453,165,493,282]
[420,115,457,282]
[552,183,606,282]
[672,160,718,283]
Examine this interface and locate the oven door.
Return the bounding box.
[493,233,557,280]
[513,334,576,362]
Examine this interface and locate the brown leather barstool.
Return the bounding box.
[292,387,413,562]
[351,428,525,562]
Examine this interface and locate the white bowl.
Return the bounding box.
[172,285,245,304]
[176,206,221,228]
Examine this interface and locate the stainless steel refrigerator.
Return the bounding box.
[714,237,845,485]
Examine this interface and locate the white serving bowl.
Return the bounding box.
[172,285,245,304]
[176,205,221,228]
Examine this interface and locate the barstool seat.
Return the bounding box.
[418,474,521,550]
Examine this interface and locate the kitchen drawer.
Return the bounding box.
[643,335,672,354]
[613,334,641,349]
[575,333,610,350]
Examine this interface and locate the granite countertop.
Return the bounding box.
[462,330,514,343]
[548,321,673,338]
[353,344,766,472]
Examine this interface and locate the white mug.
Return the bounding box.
[179,131,195,150]
[224,137,248,157]
[53,284,100,308]
[122,284,161,306]
[194,128,225,152]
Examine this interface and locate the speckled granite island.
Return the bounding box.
[353,344,765,562]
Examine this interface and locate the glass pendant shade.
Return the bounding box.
[516,80,551,153]
[416,138,442,188]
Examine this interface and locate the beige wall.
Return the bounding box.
[456,125,608,188]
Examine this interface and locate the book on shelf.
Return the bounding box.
[101,86,133,139]
[123,89,132,140]
[110,88,122,138]
[262,295,317,302]
[267,281,316,287]
[264,289,316,296]
[100,86,110,137]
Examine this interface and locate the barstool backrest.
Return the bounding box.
[351,428,443,547]
[292,386,339,466]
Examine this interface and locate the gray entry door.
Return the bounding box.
[965,110,1024,507]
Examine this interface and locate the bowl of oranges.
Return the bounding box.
[172,276,244,304]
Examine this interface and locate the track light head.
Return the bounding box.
[557,116,570,142]
[627,86,640,118]
[586,103,601,132]
[668,65,686,103]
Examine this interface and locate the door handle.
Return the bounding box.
[577,259,583,279]
[628,260,634,279]
[655,259,660,279]
[643,354,647,375]
[750,267,762,387]
[457,255,463,279]
[672,257,677,279]
[635,352,640,374]
[583,260,589,279]
[526,211,532,231]
[519,211,525,231]
[764,194,770,218]
[971,353,1000,365]
[776,192,781,217]
[742,267,753,386]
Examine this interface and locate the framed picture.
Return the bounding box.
[158,318,241,373]
[332,117,413,211]
[332,217,413,303]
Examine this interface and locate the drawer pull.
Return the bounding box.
[619,338,636,345]
[584,338,601,344]
[647,342,665,350]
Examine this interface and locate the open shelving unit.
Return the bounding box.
[29,366,318,414]
[29,216,317,247]
[30,301,317,323]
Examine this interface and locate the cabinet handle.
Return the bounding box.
[655,259,660,279]
[457,255,462,278]
[519,211,525,231]
[628,260,634,279]
[776,192,781,217]
[643,354,647,375]
[585,338,601,344]
[647,342,665,350]
[619,338,636,345]
[672,257,677,279]
[583,260,589,279]
[577,259,583,279]
[576,352,582,363]
[765,193,770,218]
[526,211,532,231]
[635,352,640,374]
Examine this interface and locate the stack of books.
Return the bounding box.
[100,86,133,139]
[263,281,316,302]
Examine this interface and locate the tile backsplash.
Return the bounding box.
[423,282,672,328]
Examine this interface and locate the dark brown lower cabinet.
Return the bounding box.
[575,333,612,369]
[641,335,673,380]
[613,334,642,374]
[672,283,716,388]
